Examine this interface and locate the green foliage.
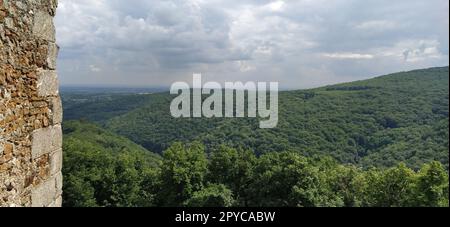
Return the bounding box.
[248,152,321,207]
[63,67,449,169]
[61,67,449,207]
[412,162,449,207]
[62,122,449,207]
[157,142,208,206]
[360,164,416,207]
[62,121,161,207]
[208,146,256,206]
[185,184,235,207]
[318,162,365,207]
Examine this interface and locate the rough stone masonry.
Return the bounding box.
[0,0,62,207]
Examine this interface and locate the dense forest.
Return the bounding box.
[63,67,449,169]
[61,67,449,207]
[63,121,448,207]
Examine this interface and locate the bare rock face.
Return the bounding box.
[0,0,62,207]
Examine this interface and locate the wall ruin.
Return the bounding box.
[0,0,62,207]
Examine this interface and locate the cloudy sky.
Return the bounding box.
[55,0,449,89]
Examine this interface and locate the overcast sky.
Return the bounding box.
[55,0,449,89]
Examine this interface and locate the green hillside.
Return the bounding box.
[61,67,449,207]
[63,121,160,161]
[63,67,449,169]
[62,121,161,207]
[62,125,449,207]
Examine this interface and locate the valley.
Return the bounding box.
[62,67,449,169]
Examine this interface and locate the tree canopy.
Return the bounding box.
[62,121,449,207]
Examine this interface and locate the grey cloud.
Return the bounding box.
[55,0,449,88]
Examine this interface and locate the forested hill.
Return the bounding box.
[62,67,449,169]
[63,121,161,166]
[62,121,161,206]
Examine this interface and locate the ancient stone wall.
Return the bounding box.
[0,0,62,207]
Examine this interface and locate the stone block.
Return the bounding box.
[48,195,62,207]
[31,177,56,207]
[31,125,62,159]
[4,17,13,30]
[49,149,62,175]
[47,42,58,70]
[55,171,63,194]
[37,70,59,97]
[51,124,63,149]
[50,97,63,124]
[33,11,55,42]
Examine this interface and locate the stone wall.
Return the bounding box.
[0,0,62,207]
